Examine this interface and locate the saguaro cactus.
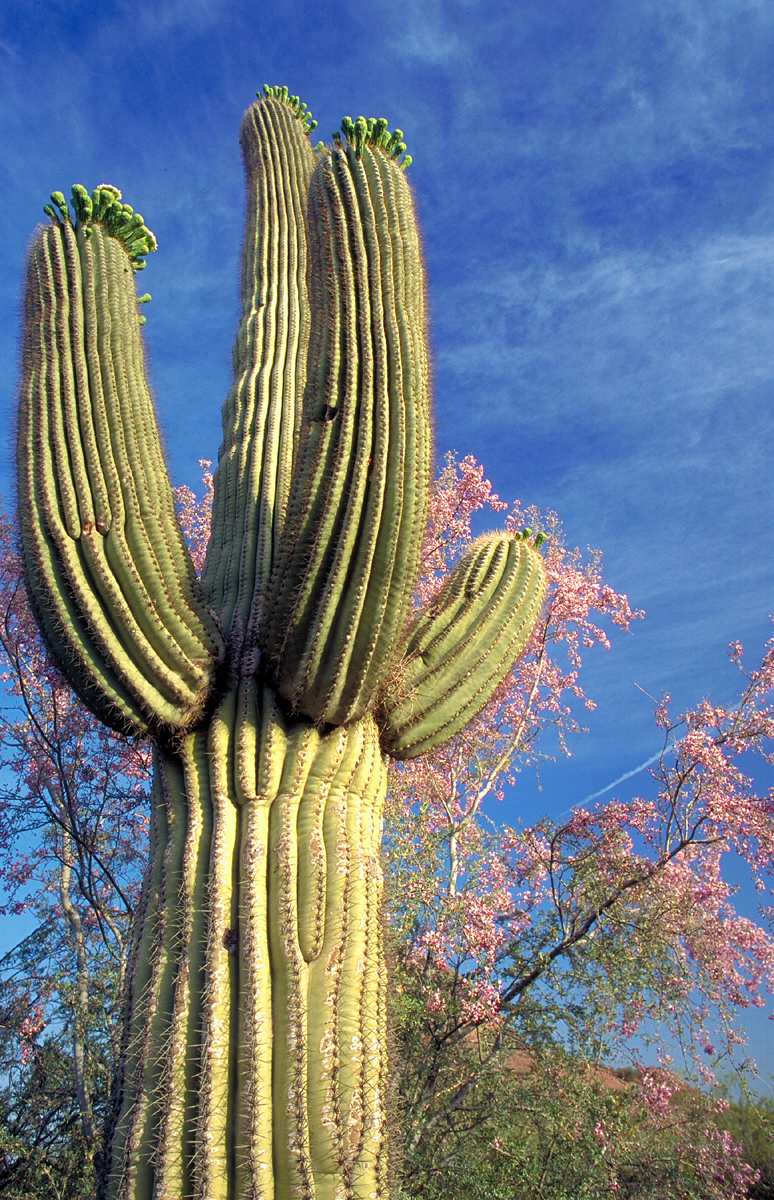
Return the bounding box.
[18,88,546,1200]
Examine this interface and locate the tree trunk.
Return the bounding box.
[60,829,97,1147]
[104,684,388,1200]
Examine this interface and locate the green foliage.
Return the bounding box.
[389,967,758,1199]
[0,988,107,1199]
[716,1089,774,1199]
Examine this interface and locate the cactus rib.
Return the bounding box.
[104,699,388,1200]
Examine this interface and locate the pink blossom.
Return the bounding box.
[387,456,774,1100]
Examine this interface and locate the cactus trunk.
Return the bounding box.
[106,691,388,1200]
[18,87,548,1200]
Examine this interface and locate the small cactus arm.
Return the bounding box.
[379,532,547,759]
[17,89,545,1200]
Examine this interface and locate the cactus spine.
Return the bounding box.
[17,89,546,1200]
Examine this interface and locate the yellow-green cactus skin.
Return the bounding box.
[17,88,545,1200]
[379,532,547,759]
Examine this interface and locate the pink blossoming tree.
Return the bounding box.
[0,503,151,1192]
[386,456,774,1197]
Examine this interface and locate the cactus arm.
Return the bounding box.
[203,95,316,640]
[352,145,430,701]
[262,127,431,726]
[72,215,218,662]
[379,534,547,759]
[19,204,223,736]
[19,227,154,734]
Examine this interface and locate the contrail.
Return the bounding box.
[552,750,665,822]
[576,690,732,809]
[575,749,664,808]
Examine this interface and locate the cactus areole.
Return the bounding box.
[18,88,546,1200]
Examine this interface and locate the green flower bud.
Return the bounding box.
[50,191,69,220]
[125,240,149,261]
[354,115,367,156]
[103,199,124,231]
[71,184,92,222]
[373,117,389,145]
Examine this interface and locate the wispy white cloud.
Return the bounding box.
[111,0,230,37]
[433,232,774,432]
[358,0,471,66]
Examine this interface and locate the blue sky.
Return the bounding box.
[1,0,772,1071]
